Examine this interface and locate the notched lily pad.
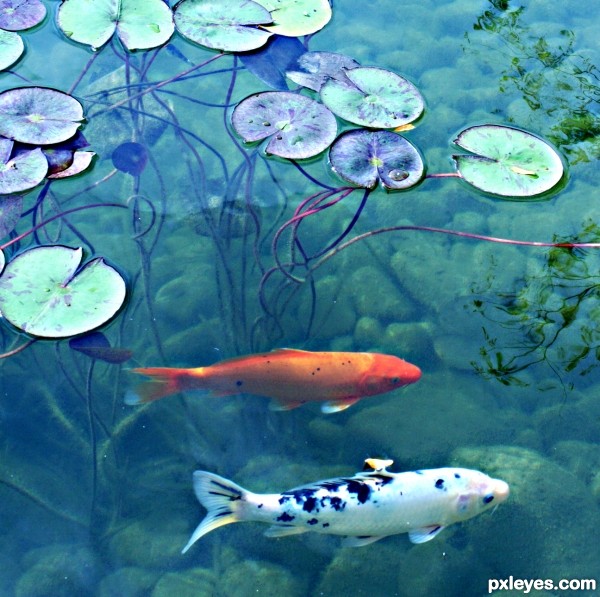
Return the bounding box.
[320,66,424,129]
[452,124,565,198]
[0,28,23,71]
[287,51,360,92]
[256,0,331,37]
[47,151,95,179]
[232,91,337,159]
[0,245,127,338]
[58,0,174,51]
[0,87,84,145]
[329,129,424,190]
[0,0,46,31]
[174,0,273,52]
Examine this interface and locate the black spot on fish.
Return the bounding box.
[215,509,232,518]
[346,480,371,504]
[303,496,317,513]
[307,518,318,525]
[236,380,243,387]
[370,473,394,486]
[454,473,461,479]
[318,480,344,491]
[277,512,295,522]
[278,496,291,505]
[329,496,345,511]
[258,503,263,509]
[322,522,330,528]
[435,479,445,490]
[317,367,321,371]
[415,470,423,475]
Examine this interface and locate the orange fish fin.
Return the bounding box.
[126,367,204,404]
[269,399,305,411]
[321,397,360,414]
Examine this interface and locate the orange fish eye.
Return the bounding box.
[390,377,401,385]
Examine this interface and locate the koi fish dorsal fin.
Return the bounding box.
[363,458,394,472]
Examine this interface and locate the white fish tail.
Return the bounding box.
[181,471,247,554]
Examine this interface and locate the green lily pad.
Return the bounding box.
[256,0,331,37]
[320,66,424,129]
[0,28,23,71]
[58,0,174,51]
[0,245,126,338]
[0,87,84,145]
[452,124,565,198]
[232,91,337,159]
[0,138,48,193]
[174,0,272,52]
[329,129,424,190]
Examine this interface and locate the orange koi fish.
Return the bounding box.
[126,349,421,413]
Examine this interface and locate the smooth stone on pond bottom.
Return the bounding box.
[220,559,305,597]
[381,321,433,364]
[433,334,479,371]
[353,316,384,347]
[17,544,99,597]
[452,445,600,580]
[99,567,160,597]
[152,568,217,597]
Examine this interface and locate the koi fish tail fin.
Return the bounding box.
[125,367,204,405]
[182,471,247,554]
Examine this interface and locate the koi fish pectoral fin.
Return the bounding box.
[264,525,308,538]
[321,397,360,414]
[341,535,386,548]
[408,525,445,544]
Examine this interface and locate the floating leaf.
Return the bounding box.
[329,129,424,190]
[232,91,337,159]
[47,151,95,179]
[0,246,126,338]
[287,51,359,92]
[0,0,46,31]
[174,0,272,52]
[42,130,90,175]
[0,140,47,193]
[452,124,565,198]
[0,193,22,237]
[239,34,306,90]
[320,66,424,129]
[0,87,84,145]
[0,28,23,71]
[69,331,132,364]
[112,141,148,176]
[58,0,174,51]
[256,0,331,37]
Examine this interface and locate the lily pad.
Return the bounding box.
[69,331,132,363]
[112,141,148,176]
[256,0,331,37]
[0,0,46,31]
[0,193,22,237]
[0,29,23,71]
[320,66,424,129]
[0,138,47,193]
[232,91,337,159]
[287,51,360,92]
[58,0,174,51]
[452,124,565,197]
[174,0,272,52]
[329,129,424,190]
[47,151,95,179]
[0,245,126,338]
[0,87,84,145]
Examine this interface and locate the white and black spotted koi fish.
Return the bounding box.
[181,459,509,552]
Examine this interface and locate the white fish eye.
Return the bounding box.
[483,494,494,505]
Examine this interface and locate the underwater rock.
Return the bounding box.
[17,544,99,597]
[349,265,415,322]
[451,445,600,580]
[353,315,384,347]
[161,320,223,365]
[551,440,600,488]
[381,321,434,365]
[152,568,217,597]
[220,558,305,597]
[433,334,478,372]
[99,567,159,597]
[193,196,262,240]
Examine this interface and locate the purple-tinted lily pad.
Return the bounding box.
[42,130,90,174]
[0,193,22,237]
[239,35,306,90]
[112,142,148,176]
[47,151,95,179]
[0,87,84,145]
[174,0,273,52]
[287,51,359,92]
[321,66,424,129]
[0,28,23,71]
[69,331,133,364]
[232,91,337,159]
[0,0,46,31]
[0,139,47,193]
[329,129,424,190]
[257,0,331,37]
